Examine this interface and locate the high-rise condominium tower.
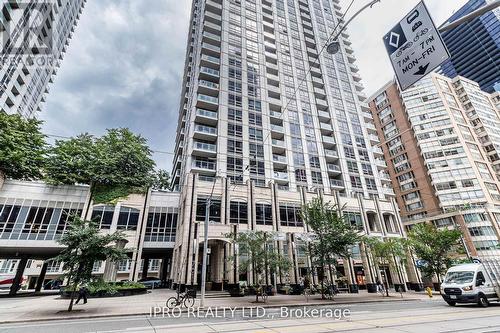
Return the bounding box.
[0,0,87,118]
[169,0,419,292]
[171,0,389,199]
[369,73,500,259]
[440,0,500,93]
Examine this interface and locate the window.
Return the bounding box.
[344,211,363,230]
[256,203,273,225]
[227,139,243,154]
[279,204,303,227]
[91,206,115,229]
[350,176,363,189]
[311,171,323,185]
[228,123,243,136]
[145,207,178,242]
[196,198,221,223]
[228,108,242,121]
[230,201,248,224]
[347,161,359,173]
[117,207,140,230]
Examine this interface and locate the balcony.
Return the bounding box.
[204,11,222,25]
[324,149,339,160]
[311,76,324,88]
[270,110,282,121]
[368,134,380,144]
[202,31,221,45]
[322,135,336,146]
[196,94,218,110]
[194,124,217,141]
[195,108,218,125]
[316,98,328,110]
[192,141,217,157]
[199,67,220,81]
[192,159,216,174]
[272,139,286,153]
[380,172,391,183]
[273,154,287,166]
[201,42,220,56]
[203,21,221,34]
[314,87,327,99]
[365,122,377,133]
[372,146,383,156]
[375,158,387,169]
[318,110,330,120]
[271,124,285,139]
[205,0,223,14]
[330,179,345,189]
[327,164,342,175]
[198,79,219,95]
[273,171,289,182]
[320,122,333,133]
[200,54,220,68]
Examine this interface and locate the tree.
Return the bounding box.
[407,223,463,290]
[53,216,128,311]
[44,134,96,185]
[227,230,291,302]
[151,169,170,191]
[301,197,361,299]
[365,237,406,296]
[92,128,155,187]
[44,128,157,203]
[0,112,46,180]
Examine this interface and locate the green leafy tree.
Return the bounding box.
[365,237,407,296]
[45,128,156,203]
[151,169,170,191]
[227,230,291,302]
[301,197,361,299]
[53,216,128,312]
[44,134,96,185]
[92,128,155,187]
[0,112,46,180]
[407,223,463,290]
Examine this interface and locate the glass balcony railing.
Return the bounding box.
[273,171,288,180]
[200,66,219,77]
[272,154,287,163]
[194,124,217,135]
[324,149,338,158]
[197,94,218,104]
[330,179,344,187]
[198,80,219,89]
[194,141,217,152]
[327,164,341,172]
[272,139,285,147]
[201,54,220,64]
[271,124,284,132]
[196,108,217,119]
[193,160,216,170]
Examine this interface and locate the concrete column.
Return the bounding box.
[345,257,358,293]
[103,259,118,282]
[142,258,149,279]
[35,262,49,292]
[9,258,28,296]
[360,243,375,287]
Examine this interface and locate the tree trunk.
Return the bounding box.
[68,279,78,312]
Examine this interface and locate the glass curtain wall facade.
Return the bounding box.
[440,0,500,93]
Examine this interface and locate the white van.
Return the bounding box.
[441,263,500,307]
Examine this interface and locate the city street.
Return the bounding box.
[0,298,499,333]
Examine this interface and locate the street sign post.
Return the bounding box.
[383,1,450,91]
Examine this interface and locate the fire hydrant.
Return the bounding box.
[425,286,433,298]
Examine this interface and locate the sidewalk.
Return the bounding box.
[0,288,437,324]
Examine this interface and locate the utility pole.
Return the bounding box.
[200,197,211,308]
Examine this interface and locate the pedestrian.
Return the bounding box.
[376,278,383,294]
[75,285,88,305]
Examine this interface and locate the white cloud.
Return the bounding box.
[41,0,468,173]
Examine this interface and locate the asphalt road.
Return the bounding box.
[0,299,499,333]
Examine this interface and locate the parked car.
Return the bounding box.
[138,277,161,289]
[44,279,63,290]
[0,275,27,290]
[441,262,500,307]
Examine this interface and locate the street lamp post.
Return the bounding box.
[327,0,381,55]
[200,197,211,308]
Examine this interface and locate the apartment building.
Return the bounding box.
[0,180,179,291]
[369,73,500,259]
[168,0,420,292]
[0,0,87,118]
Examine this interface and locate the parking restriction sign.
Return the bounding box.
[383,1,450,90]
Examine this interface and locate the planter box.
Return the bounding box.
[60,287,147,299]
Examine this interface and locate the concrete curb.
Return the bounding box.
[0,297,424,325]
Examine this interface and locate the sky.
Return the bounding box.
[41,0,469,172]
